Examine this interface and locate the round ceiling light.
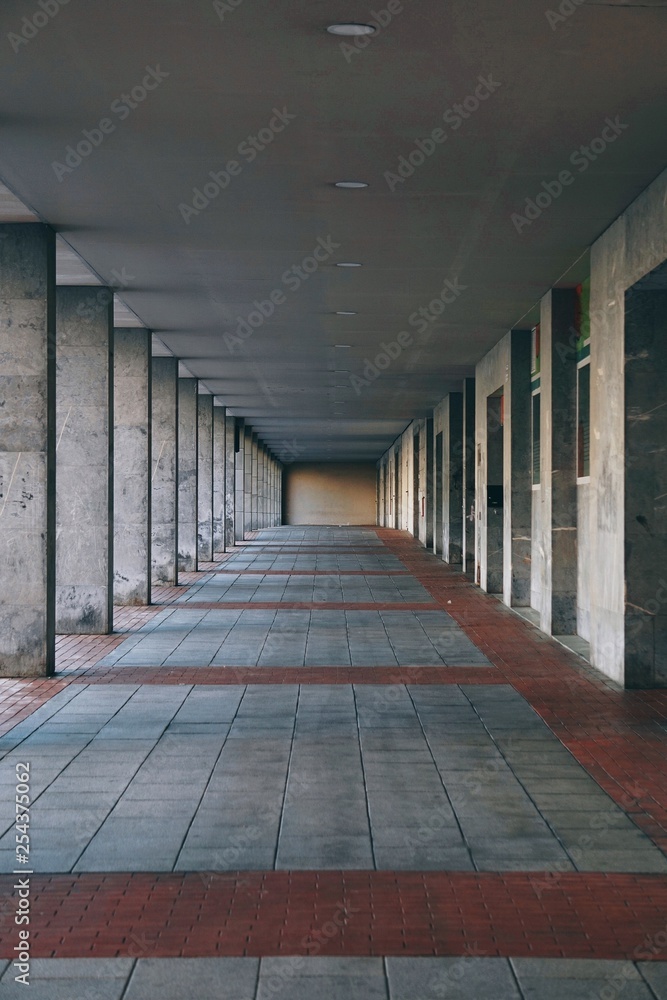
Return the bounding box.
[326,23,376,36]
[334,181,369,189]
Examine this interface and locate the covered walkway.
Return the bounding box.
[1,528,667,997]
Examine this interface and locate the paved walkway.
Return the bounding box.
[1,527,667,998]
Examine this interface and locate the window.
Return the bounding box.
[577,362,590,479]
[532,391,541,486]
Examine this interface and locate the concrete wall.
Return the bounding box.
[284,462,377,525]
[589,168,667,684]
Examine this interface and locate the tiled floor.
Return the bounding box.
[1,526,666,998]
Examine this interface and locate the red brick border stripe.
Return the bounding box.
[376,529,667,855]
[72,666,501,685]
[0,679,69,737]
[2,871,667,960]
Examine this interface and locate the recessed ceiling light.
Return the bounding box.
[336,262,362,268]
[335,310,357,315]
[334,344,351,348]
[326,23,376,36]
[334,181,369,189]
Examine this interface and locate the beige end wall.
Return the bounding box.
[284,462,377,525]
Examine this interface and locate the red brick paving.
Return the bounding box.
[377,530,667,854]
[3,530,667,963]
[1,871,666,960]
[71,666,501,686]
[0,678,69,737]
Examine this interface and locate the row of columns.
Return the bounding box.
[0,223,282,677]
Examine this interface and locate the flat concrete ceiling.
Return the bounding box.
[1,0,666,460]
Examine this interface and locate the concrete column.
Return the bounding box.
[251,434,259,530]
[234,419,245,542]
[178,377,198,572]
[197,391,214,563]
[224,413,236,547]
[0,224,56,676]
[539,288,578,635]
[462,378,475,575]
[114,329,151,606]
[257,444,264,529]
[424,418,434,547]
[243,425,253,536]
[624,286,667,686]
[443,394,464,564]
[213,404,226,554]
[278,461,283,524]
[504,329,532,607]
[151,358,178,586]
[55,286,113,634]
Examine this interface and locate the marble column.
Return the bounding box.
[0,224,56,676]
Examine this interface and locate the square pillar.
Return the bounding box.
[538,288,578,635]
[0,224,56,676]
[213,404,226,554]
[197,391,214,563]
[243,425,253,536]
[55,286,113,634]
[443,394,464,564]
[114,329,151,606]
[504,329,532,607]
[224,413,236,547]
[178,377,198,572]
[251,433,259,530]
[151,358,178,586]
[624,285,667,686]
[462,377,475,575]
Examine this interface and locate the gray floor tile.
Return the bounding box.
[125,958,259,999]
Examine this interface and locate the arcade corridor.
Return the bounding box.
[1,527,667,997]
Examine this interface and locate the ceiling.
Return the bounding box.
[1,0,666,460]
